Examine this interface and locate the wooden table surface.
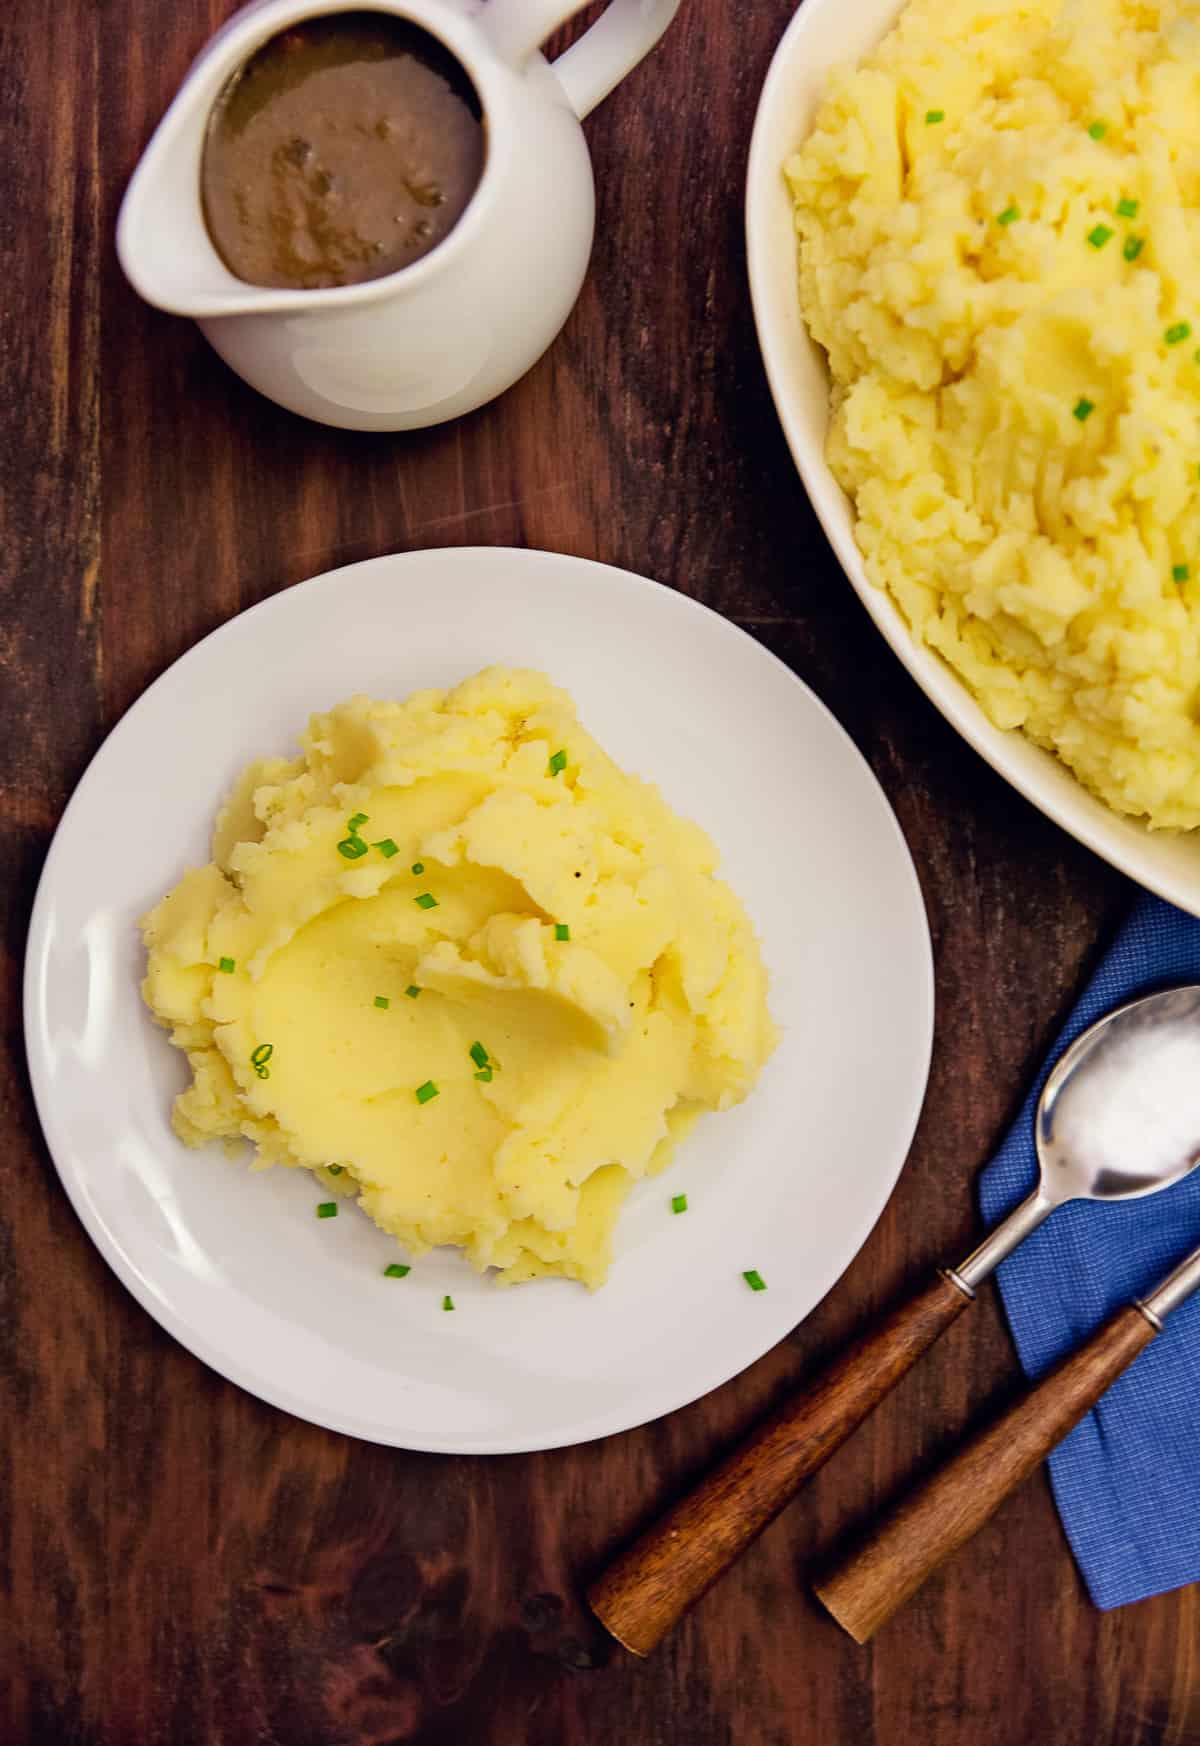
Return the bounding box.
[3,1,1198,1741]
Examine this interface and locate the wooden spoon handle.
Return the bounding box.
[587,1270,971,1655]
[813,1304,1159,1643]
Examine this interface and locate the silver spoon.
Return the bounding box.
[589,985,1200,1657]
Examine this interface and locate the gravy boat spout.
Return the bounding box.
[116,0,371,320]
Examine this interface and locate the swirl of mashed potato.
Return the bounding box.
[788,0,1200,828]
[140,668,778,1289]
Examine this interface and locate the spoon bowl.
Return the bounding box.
[953,985,1200,1293]
[1038,986,1200,1201]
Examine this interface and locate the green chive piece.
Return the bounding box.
[316,1202,337,1219]
[337,836,368,860]
[415,1080,439,1104]
[474,1067,493,1083]
[742,1269,767,1292]
[251,1043,274,1066]
[411,861,425,875]
[554,923,571,941]
[1073,397,1095,422]
[1087,224,1114,250]
[1116,197,1139,219]
[996,204,1019,226]
[1173,564,1190,582]
[469,1041,489,1070]
[1166,322,1192,346]
[548,748,568,776]
[327,1164,344,1176]
[414,892,438,910]
[1087,120,1107,140]
[348,812,369,831]
[374,995,390,1010]
[1123,235,1144,261]
[217,956,236,974]
[671,1193,688,1214]
[405,985,421,999]
[374,838,399,859]
[384,1263,411,1278]
[925,109,945,125]
[443,1295,455,1311]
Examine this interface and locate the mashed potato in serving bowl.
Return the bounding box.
[141,667,778,1291]
[747,0,1200,909]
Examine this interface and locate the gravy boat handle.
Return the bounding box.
[486,0,680,118]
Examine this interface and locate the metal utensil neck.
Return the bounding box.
[1139,1243,1200,1324]
[949,1186,1057,1294]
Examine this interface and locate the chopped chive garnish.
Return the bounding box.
[327,1163,344,1175]
[1173,564,1190,582]
[1073,397,1095,422]
[925,109,945,125]
[554,923,570,941]
[1116,197,1139,219]
[217,956,236,974]
[414,892,438,910]
[469,1041,489,1070]
[548,748,568,776]
[374,838,399,859]
[1123,235,1144,261]
[1087,120,1107,140]
[443,1295,455,1311]
[405,985,421,999]
[384,1262,411,1278]
[742,1269,767,1292]
[337,836,368,860]
[996,204,1019,226]
[411,861,425,875]
[415,1080,439,1104]
[474,1067,493,1082]
[316,1202,337,1219]
[374,995,390,1010]
[348,812,369,831]
[1087,224,1113,250]
[250,1042,274,1076]
[671,1193,688,1214]
[1166,322,1192,346]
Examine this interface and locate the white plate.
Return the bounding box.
[24,548,932,1454]
[746,0,1200,917]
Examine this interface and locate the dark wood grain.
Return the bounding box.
[1,0,1196,1742]
[588,1272,972,1655]
[814,1306,1162,1645]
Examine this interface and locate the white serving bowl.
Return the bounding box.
[745,0,1200,918]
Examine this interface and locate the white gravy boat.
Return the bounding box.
[117,0,679,429]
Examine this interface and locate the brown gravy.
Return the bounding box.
[201,11,485,290]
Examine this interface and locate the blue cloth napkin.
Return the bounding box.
[979,894,1200,1610]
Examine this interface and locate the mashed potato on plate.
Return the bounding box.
[141,669,777,1289]
[788,0,1200,828]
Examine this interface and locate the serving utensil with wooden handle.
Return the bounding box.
[587,986,1200,1656]
[813,1239,1200,1641]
